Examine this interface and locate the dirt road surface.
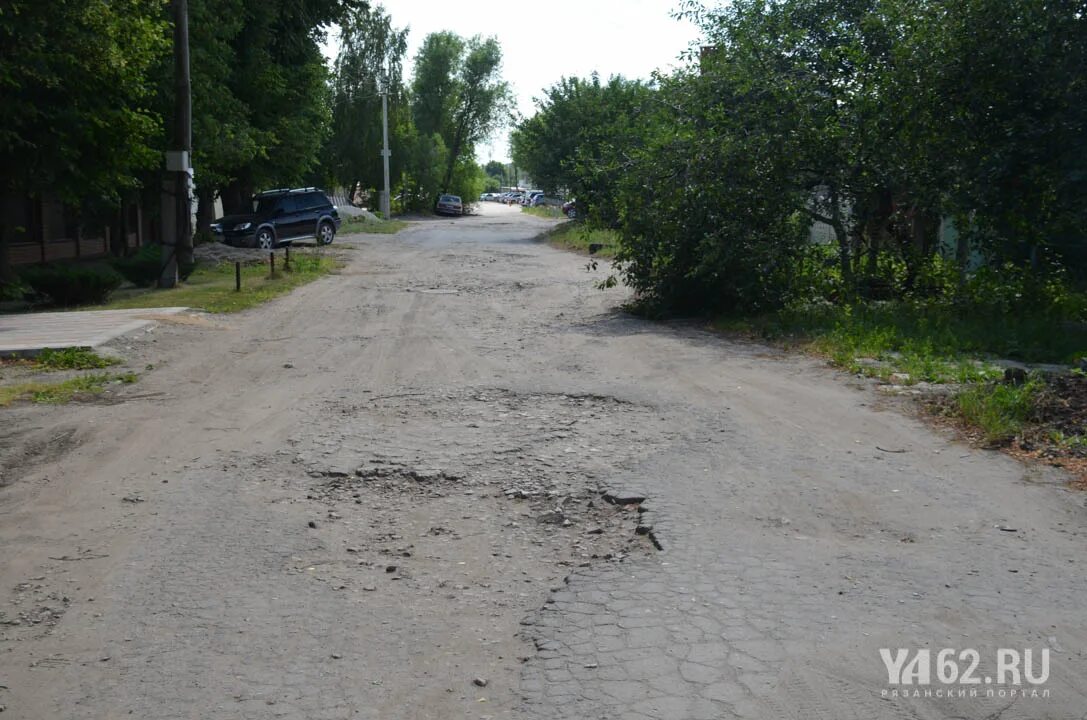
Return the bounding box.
[1,203,1085,719]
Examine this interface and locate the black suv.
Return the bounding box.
[211,188,341,249]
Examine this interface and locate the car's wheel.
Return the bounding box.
[317,221,335,245]
[566,208,577,219]
[256,227,275,249]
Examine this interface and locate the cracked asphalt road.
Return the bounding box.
[1,203,1085,719]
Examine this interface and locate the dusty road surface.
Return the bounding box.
[1,203,1085,719]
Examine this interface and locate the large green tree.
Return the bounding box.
[410,33,512,196]
[0,0,169,202]
[0,0,168,278]
[511,74,652,224]
[325,3,409,198]
[206,0,366,214]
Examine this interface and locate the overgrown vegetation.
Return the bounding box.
[957,377,1043,445]
[20,263,124,306]
[35,347,120,371]
[514,0,1085,315]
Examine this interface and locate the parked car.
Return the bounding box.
[211,187,341,249]
[562,199,577,218]
[436,194,463,216]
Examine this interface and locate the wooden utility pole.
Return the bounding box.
[160,0,192,288]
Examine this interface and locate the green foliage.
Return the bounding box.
[325,3,409,194]
[112,243,164,287]
[746,296,1086,365]
[957,377,1043,444]
[36,347,119,371]
[196,0,365,213]
[20,264,123,306]
[410,32,513,193]
[0,0,169,201]
[399,130,450,210]
[510,0,1085,314]
[511,75,652,226]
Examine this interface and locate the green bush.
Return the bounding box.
[20,263,123,306]
[112,243,162,287]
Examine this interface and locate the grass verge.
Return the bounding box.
[95,253,340,313]
[546,222,619,258]
[722,301,1087,452]
[341,214,408,234]
[522,206,566,219]
[0,372,137,407]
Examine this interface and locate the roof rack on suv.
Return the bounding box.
[256,187,321,197]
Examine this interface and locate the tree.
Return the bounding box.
[325,3,409,198]
[441,37,512,189]
[214,0,366,213]
[0,0,169,278]
[185,0,260,235]
[511,74,652,224]
[411,32,464,143]
[0,0,169,202]
[410,33,512,196]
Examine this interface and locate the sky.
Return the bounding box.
[322,0,703,163]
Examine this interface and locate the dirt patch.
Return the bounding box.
[0,424,80,487]
[1031,373,1087,441]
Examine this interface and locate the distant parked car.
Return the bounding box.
[436,194,463,216]
[211,187,341,249]
[562,199,577,219]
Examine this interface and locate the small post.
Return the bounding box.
[285,245,290,271]
[235,261,241,291]
[269,251,275,277]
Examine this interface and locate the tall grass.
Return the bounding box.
[957,377,1042,444]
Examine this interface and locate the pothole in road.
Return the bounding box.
[304,460,654,565]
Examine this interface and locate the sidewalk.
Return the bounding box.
[0,307,188,356]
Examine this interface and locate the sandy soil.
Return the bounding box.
[0,203,1084,719]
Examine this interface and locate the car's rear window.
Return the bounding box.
[440,195,461,202]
